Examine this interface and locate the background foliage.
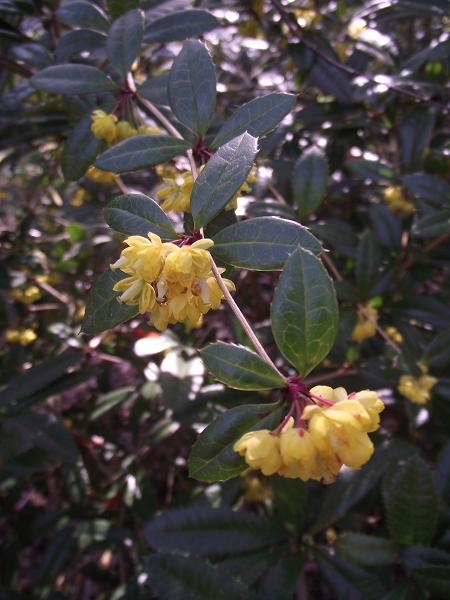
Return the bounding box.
[0,0,449,598]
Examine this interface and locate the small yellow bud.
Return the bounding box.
[352,304,378,342]
[383,186,414,215]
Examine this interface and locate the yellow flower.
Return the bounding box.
[279,418,321,481]
[115,120,137,142]
[234,429,283,476]
[6,328,37,345]
[86,166,116,185]
[12,285,41,304]
[398,366,437,405]
[385,326,403,344]
[383,186,415,215]
[137,125,160,135]
[352,304,378,342]
[5,329,20,343]
[243,475,273,503]
[70,188,89,207]
[91,110,118,144]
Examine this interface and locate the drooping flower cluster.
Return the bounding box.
[111,233,234,331]
[90,110,159,146]
[398,366,437,405]
[352,303,378,341]
[156,168,257,214]
[383,185,415,215]
[234,384,384,483]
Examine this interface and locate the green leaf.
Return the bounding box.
[106,9,143,78]
[211,216,321,270]
[188,402,283,482]
[271,248,338,376]
[107,0,139,19]
[31,64,117,94]
[385,456,439,545]
[144,555,247,600]
[56,30,107,62]
[258,553,303,600]
[401,108,435,172]
[423,329,450,369]
[211,93,295,149]
[200,342,285,390]
[369,204,402,249]
[57,2,110,33]
[104,193,177,238]
[168,40,216,136]
[347,159,395,182]
[144,506,283,556]
[292,148,329,218]
[355,231,382,295]
[61,116,105,181]
[412,209,450,238]
[191,132,258,229]
[403,546,450,597]
[336,533,397,567]
[143,9,218,44]
[81,269,137,335]
[95,135,191,173]
[403,173,450,206]
[137,72,169,105]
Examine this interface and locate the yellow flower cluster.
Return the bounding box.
[234,386,384,483]
[156,169,256,214]
[12,285,41,304]
[86,166,116,185]
[352,304,378,341]
[398,367,437,405]
[111,233,234,330]
[385,326,403,344]
[5,328,37,345]
[383,185,415,215]
[90,110,159,146]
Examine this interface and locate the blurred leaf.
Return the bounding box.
[57,1,110,33]
[107,8,144,77]
[200,342,286,390]
[107,0,139,19]
[369,204,402,249]
[412,209,450,238]
[347,159,395,182]
[89,386,135,421]
[104,193,177,238]
[336,533,397,566]
[402,546,450,597]
[310,218,357,257]
[435,441,450,500]
[386,456,439,545]
[160,351,204,412]
[271,248,338,376]
[188,402,283,482]
[95,135,190,172]
[271,476,308,532]
[137,72,169,105]
[211,216,321,270]
[403,173,450,207]
[56,30,107,62]
[81,269,137,335]
[257,552,303,600]
[191,132,258,229]
[212,93,295,149]
[355,231,382,295]
[423,329,450,370]
[401,108,435,172]
[144,554,247,600]
[168,40,216,136]
[143,9,218,44]
[292,148,328,218]
[31,64,117,94]
[144,506,284,556]
[61,116,105,181]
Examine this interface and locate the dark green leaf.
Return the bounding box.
[271,248,338,376]
[137,72,169,105]
[211,216,321,270]
[104,193,177,238]
[107,0,139,19]
[401,108,435,172]
[423,329,450,370]
[31,65,117,94]
[144,555,247,600]
[188,402,283,482]
[57,2,110,33]
[347,159,395,182]
[56,30,107,62]
[144,506,283,556]
[412,210,450,238]
[61,116,105,181]
[403,546,450,597]
[168,40,216,136]
[403,173,450,206]
[355,231,382,295]
[385,456,439,545]
[292,148,329,218]
[211,93,295,149]
[200,342,285,390]
[337,533,397,566]
[143,9,218,44]
[81,269,138,335]
[107,9,143,77]
[95,135,191,172]
[191,132,258,229]
[258,553,303,600]
[369,204,402,249]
